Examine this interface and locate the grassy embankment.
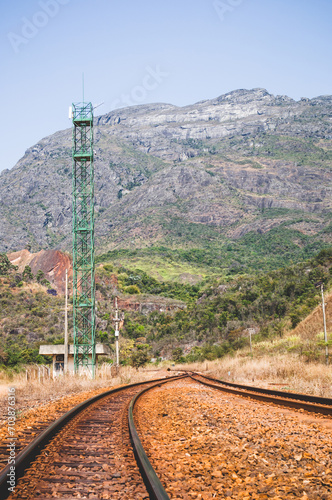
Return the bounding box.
[175,355,332,398]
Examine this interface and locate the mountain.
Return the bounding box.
[1,88,331,275]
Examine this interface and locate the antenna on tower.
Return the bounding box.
[93,102,104,111]
[82,73,84,103]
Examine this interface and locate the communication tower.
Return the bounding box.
[71,101,96,377]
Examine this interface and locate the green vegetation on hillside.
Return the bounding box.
[97,222,331,282]
[114,265,201,301]
[97,250,210,283]
[118,248,332,362]
[0,287,66,367]
[173,132,332,169]
[1,247,332,369]
[0,255,64,367]
[209,133,332,168]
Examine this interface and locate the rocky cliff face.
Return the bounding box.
[7,249,71,294]
[0,88,331,254]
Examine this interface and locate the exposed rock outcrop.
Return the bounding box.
[8,249,72,294]
[1,88,331,253]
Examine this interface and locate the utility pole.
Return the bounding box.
[248,328,254,357]
[64,269,68,374]
[114,297,120,369]
[249,330,252,357]
[321,283,328,366]
[315,281,328,365]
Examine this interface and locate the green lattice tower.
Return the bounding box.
[71,102,96,378]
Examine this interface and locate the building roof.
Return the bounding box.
[39,344,111,356]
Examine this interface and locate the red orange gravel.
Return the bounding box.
[8,384,151,499]
[135,378,332,499]
[0,386,116,470]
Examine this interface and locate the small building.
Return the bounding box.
[39,344,111,377]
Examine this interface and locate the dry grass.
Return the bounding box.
[174,354,332,398]
[0,365,165,421]
[291,291,332,341]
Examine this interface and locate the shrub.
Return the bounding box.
[124,285,141,295]
[103,264,113,272]
[130,344,151,369]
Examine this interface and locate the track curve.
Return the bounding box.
[2,371,331,499]
[191,372,332,416]
[134,376,332,499]
[0,376,183,500]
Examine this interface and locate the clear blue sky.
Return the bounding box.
[1,0,332,172]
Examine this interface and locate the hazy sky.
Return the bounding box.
[1,0,332,172]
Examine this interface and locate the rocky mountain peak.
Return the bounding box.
[0,88,331,256]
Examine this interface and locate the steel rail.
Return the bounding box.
[128,377,189,500]
[191,374,332,416]
[0,375,181,500]
[192,372,332,406]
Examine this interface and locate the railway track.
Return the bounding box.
[0,389,117,471]
[1,372,331,499]
[190,372,332,416]
[135,376,332,499]
[0,375,182,500]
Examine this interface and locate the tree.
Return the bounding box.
[22,266,34,282]
[36,269,45,283]
[0,254,15,275]
[119,338,135,363]
[98,331,109,343]
[172,347,183,362]
[130,344,151,369]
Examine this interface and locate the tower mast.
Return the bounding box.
[71,100,96,378]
